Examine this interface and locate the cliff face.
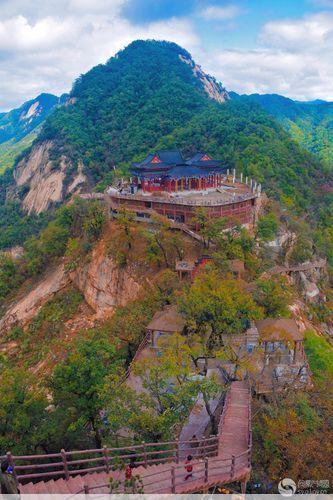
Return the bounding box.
[71,240,142,318]
[179,54,229,103]
[0,241,142,336]
[13,142,88,214]
[0,263,70,333]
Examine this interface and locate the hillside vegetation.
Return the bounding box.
[237,93,333,168]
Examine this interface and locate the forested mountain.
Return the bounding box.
[0,93,67,172]
[0,40,332,259]
[232,92,333,167]
[0,93,66,144]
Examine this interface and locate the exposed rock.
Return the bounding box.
[71,240,142,317]
[4,246,24,260]
[20,100,40,120]
[179,54,229,104]
[68,162,87,193]
[13,142,88,214]
[266,230,296,250]
[299,271,320,303]
[0,263,70,335]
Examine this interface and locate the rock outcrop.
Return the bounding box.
[13,142,88,214]
[0,239,143,337]
[0,263,70,333]
[71,240,141,318]
[179,54,229,103]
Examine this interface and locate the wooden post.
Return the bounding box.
[84,483,89,494]
[103,445,110,473]
[204,457,209,483]
[6,451,18,487]
[175,439,180,464]
[231,455,235,478]
[142,441,147,468]
[241,479,247,494]
[61,449,70,480]
[171,465,176,493]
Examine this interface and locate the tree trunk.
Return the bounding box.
[91,417,102,449]
[202,391,217,434]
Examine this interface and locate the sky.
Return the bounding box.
[1,0,333,111]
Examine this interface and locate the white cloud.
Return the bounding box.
[259,12,333,50]
[199,4,242,21]
[1,3,333,111]
[202,12,333,101]
[0,5,200,111]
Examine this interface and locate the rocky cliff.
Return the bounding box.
[179,54,229,104]
[0,240,142,335]
[13,142,88,214]
[71,240,142,318]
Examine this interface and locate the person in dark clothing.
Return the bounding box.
[184,454,193,480]
[0,460,19,495]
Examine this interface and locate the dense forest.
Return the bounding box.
[235,93,333,168]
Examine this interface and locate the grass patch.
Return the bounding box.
[304,329,333,382]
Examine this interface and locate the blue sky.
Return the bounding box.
[1,0,333,110]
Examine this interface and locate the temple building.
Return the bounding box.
[107,149,262,229]
[130,150,228,193]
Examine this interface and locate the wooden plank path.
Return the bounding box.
[18,380,251,495]
[261,259,326,279]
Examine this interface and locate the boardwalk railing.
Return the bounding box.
[75,451,252,495]
[4,381,252,494]
[5,436,219,485]
[122,331,151,382]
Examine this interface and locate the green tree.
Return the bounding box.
[254,276,293,317]
[191,208,225,248]
[0,368,47,454]
[0,254,24,303]
[102,334,221,441]
[142,214,186,267]
[49,332,123,448]
[82,200,106,241]
[256,213,279,241]
[179,269,263,346]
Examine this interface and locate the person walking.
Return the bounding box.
[0,460,19,496]
[184,455,193,480]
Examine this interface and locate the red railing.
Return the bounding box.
[6,436,219,485]
[3,381,252,494]
[74,450,252,494]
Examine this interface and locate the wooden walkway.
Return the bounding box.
[18,381,251,495]
[261,259,326,279]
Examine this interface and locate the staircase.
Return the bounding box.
[16,381,251,495]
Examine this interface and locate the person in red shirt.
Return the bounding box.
[184,454,193,480]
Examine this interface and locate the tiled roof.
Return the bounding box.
[255,318,303,342]
[131,150,225,175]
[146,305,186,332]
